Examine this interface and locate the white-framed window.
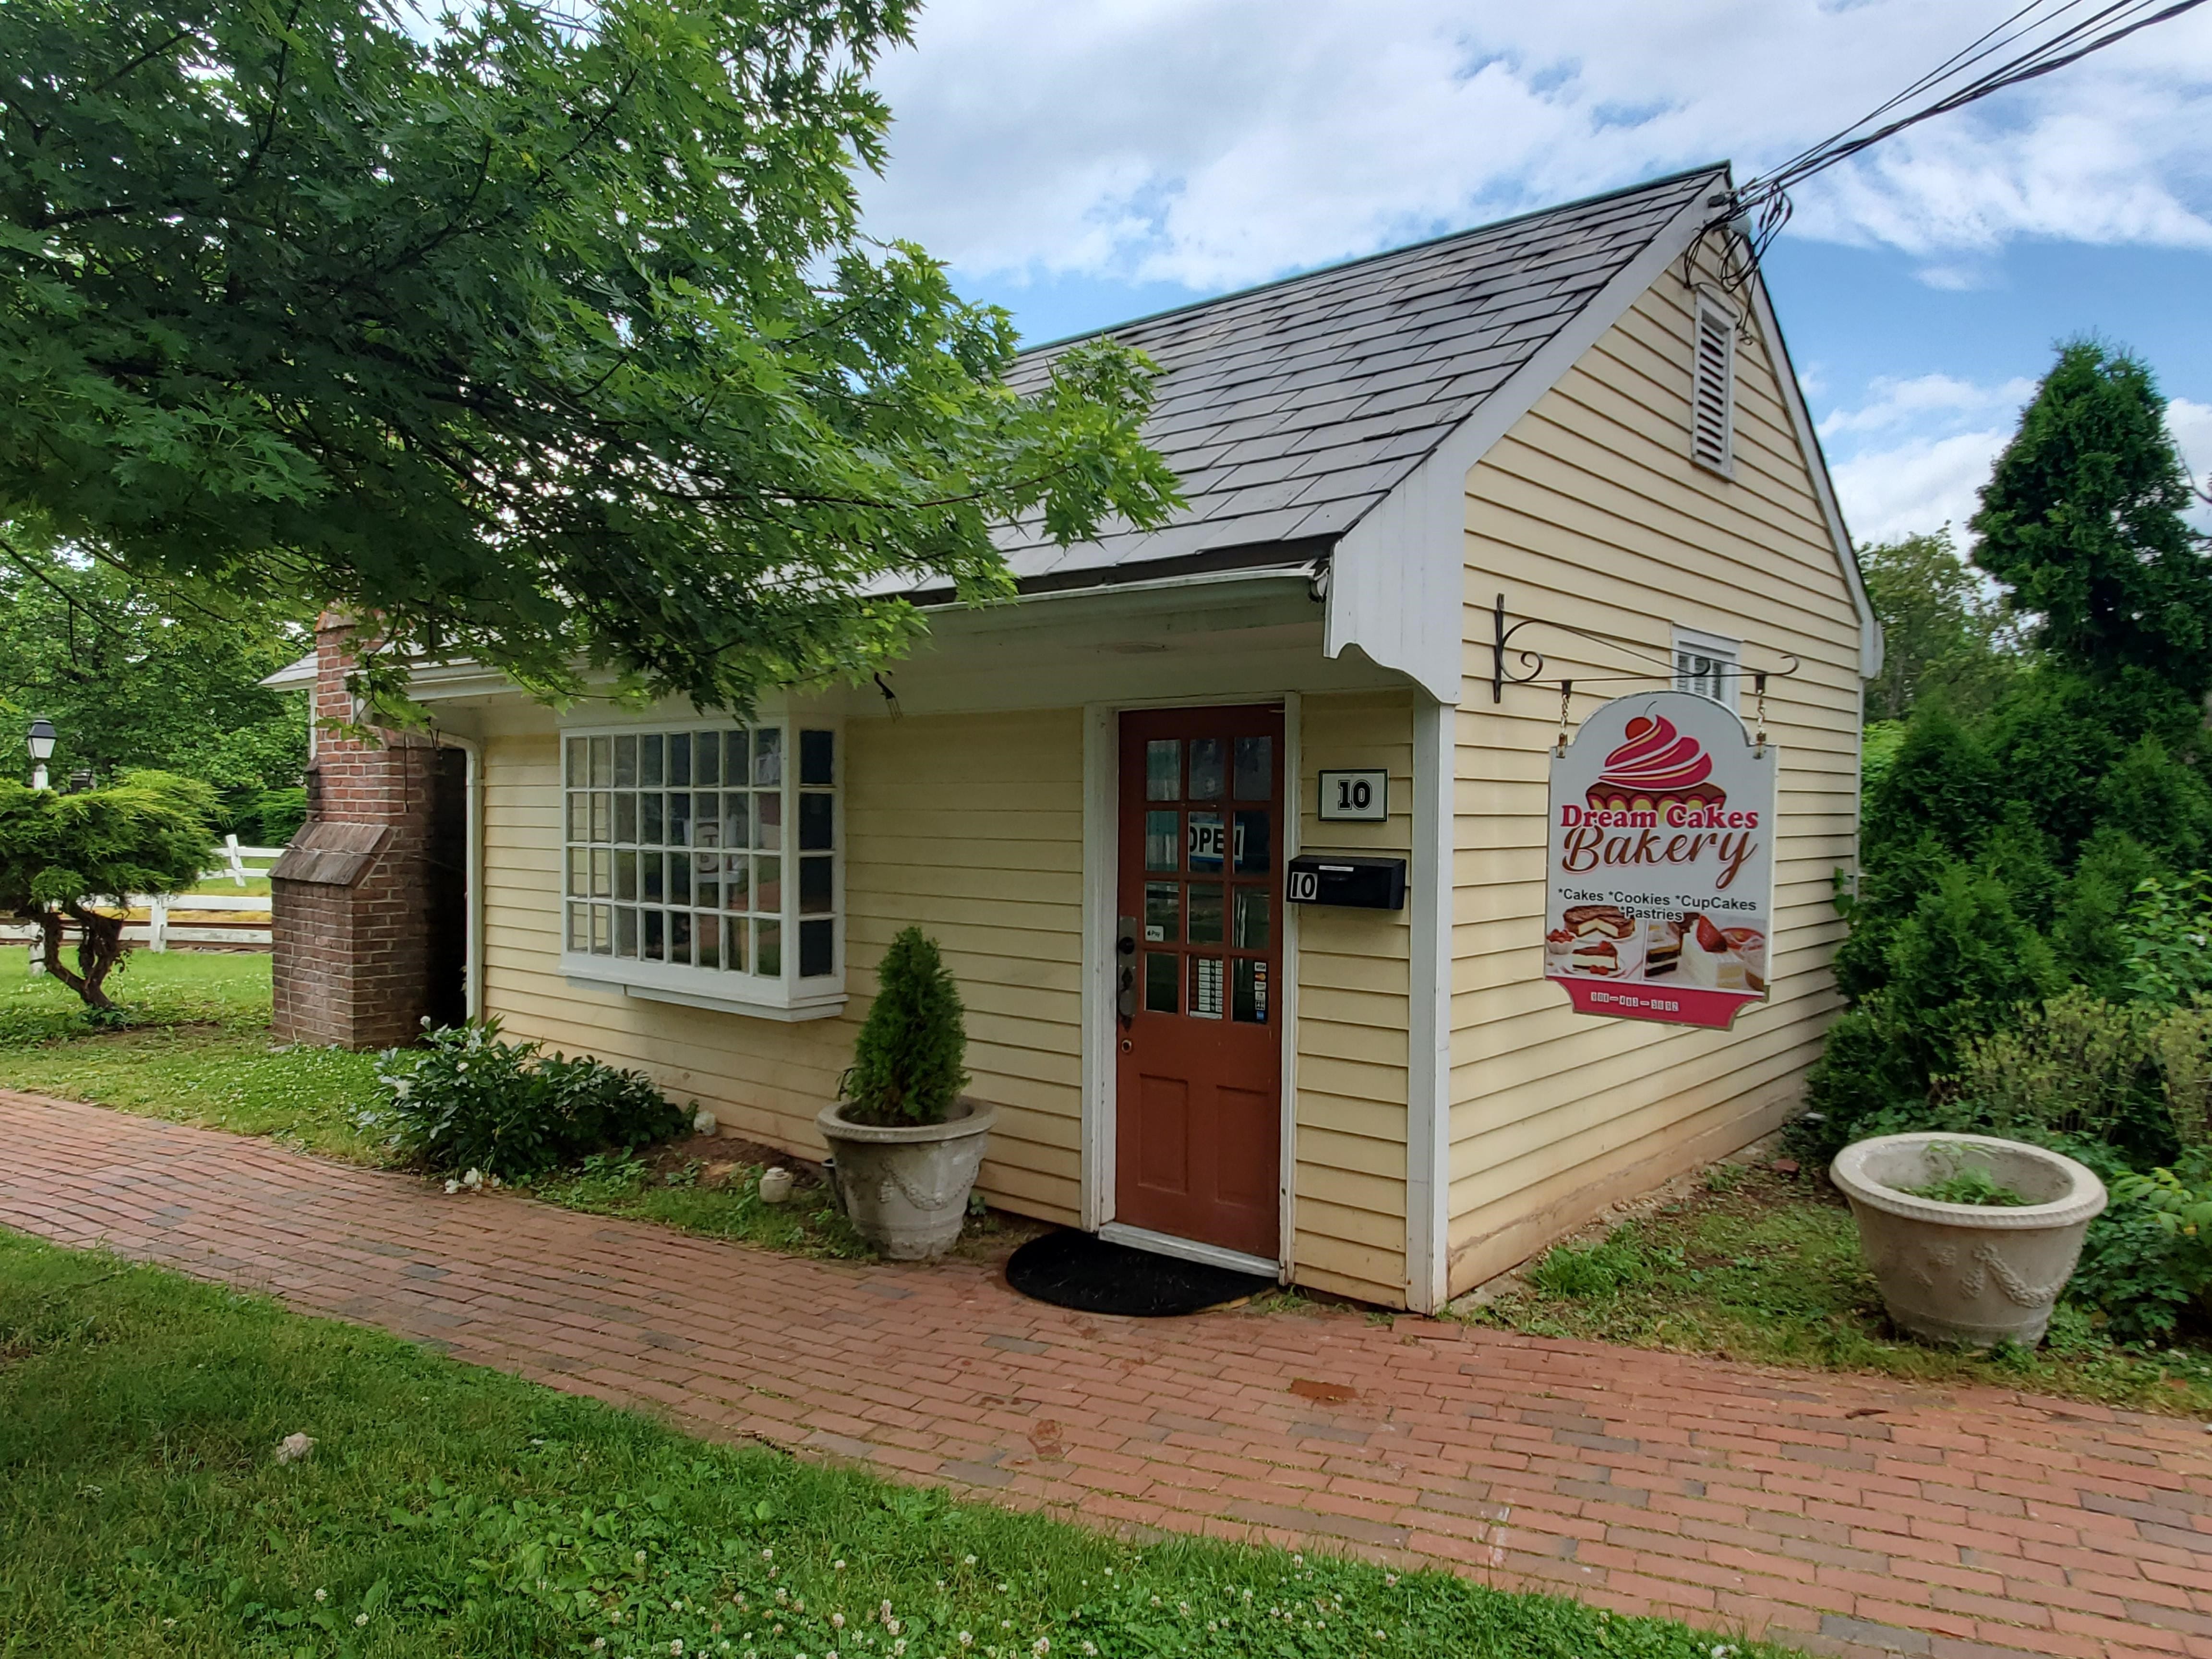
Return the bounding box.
[1690,288,1737,477]
[558,721,843,1019]
[1673,625,1741,710]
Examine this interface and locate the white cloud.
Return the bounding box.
[1829,429,2013,547]
[1820,374,2036,438]
[861,0,2212,290]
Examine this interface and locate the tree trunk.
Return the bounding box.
[33,905,125,1012]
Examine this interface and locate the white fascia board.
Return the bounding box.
[1324,173,1754,704]
[1743,270,1884,681]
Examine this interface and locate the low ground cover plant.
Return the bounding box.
[0,1229,1795,1659]
[362,1017,692,1180]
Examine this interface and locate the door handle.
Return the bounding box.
[1116,915,1139,1025]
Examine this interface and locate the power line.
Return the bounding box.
[1723,0,2208,261]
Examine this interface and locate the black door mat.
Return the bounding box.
[1005,1228,1273,1317]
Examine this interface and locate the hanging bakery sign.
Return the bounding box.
[1544,690,1777,1030]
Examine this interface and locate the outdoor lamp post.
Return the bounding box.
[26,716,56,792]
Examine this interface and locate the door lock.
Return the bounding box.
[1116,915,1139,1026]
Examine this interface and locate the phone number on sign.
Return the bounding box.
[1584,989,1681,1013]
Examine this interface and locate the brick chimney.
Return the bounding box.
[269,615,469,1048]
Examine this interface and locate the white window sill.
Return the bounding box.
[560,959,845,1022]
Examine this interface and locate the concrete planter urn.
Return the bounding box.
[816,1097,996,1261]
[1831,1132,2107,1347]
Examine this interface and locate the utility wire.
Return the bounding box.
[1720,0,2208,261]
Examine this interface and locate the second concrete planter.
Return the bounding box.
[1830,1131,2107,1347]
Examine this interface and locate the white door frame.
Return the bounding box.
[1081,691,1301,1281]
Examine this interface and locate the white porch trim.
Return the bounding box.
[1405,696,1455,1313]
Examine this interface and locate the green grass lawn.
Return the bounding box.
[0,1229,1795,1659]
[1463,1161,2212,1414]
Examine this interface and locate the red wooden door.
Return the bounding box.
[1115,706,1284,1259]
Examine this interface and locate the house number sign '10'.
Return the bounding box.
[1317,769,1388,822]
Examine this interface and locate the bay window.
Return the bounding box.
[559,721,843,1019]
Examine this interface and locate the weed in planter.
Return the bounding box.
[1899,1163,2032,1206]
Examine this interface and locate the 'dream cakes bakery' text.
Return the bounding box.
[1554,714,1761,890]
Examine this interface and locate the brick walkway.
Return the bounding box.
[4,1090,2211,1659]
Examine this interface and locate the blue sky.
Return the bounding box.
[857,0,2212,546]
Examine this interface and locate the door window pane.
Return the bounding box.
[1144,811,1179,872]
[800,918,834,977]
[1143,881,1180,943]
[1233,735,1272,800]
[1186,811,1225,872]
[1143,952,1179,1013]
[800,729,835,787]
[1233,888,1271,950]
[1189,955,1225,1019]
[1233,809,1271,874]
[1145,739,1180,801]
[1188,736,1225,800]
[1187,883,1225,944]
[1233,958,1270,1024]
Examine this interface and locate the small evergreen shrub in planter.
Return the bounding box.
[362,1018,690,1181]
[817,927,996,1260]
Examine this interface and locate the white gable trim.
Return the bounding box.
[1322,175,1881,697]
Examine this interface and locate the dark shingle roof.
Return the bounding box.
[990,166,1722,586]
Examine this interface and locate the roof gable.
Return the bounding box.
[995,167,1727,585]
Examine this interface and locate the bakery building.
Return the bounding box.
[270,165,1877,1312]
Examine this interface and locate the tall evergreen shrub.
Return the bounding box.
[842,927,969,1126]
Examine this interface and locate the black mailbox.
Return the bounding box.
[1285,854,1407,911]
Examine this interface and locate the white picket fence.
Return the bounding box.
[8,836,283,962]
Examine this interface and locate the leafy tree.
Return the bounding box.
[1858,529,2019,724]
[1972,341,2211,694]
[0,0,1180,718]
[0,536,307,836]
[841,926,968,1126]
[0,771,216,1012]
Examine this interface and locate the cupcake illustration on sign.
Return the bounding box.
[1586,713,1723,816]
[1543,690,1778,1030]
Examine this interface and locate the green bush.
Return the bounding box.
[362,1018,690,1179]
[840,926,968,1126]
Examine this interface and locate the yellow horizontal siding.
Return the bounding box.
[1444,263,1863,1294]
[478,709,1088,1226]
[1290,691,1414,1305]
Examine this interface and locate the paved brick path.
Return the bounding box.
[5,1090,2212,1659]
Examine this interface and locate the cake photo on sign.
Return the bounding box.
[1678,914,1766,993]
[1547,903,1639,979]
[1586,713,1723,815]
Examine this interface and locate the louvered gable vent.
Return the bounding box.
[1691,290,1736,476]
